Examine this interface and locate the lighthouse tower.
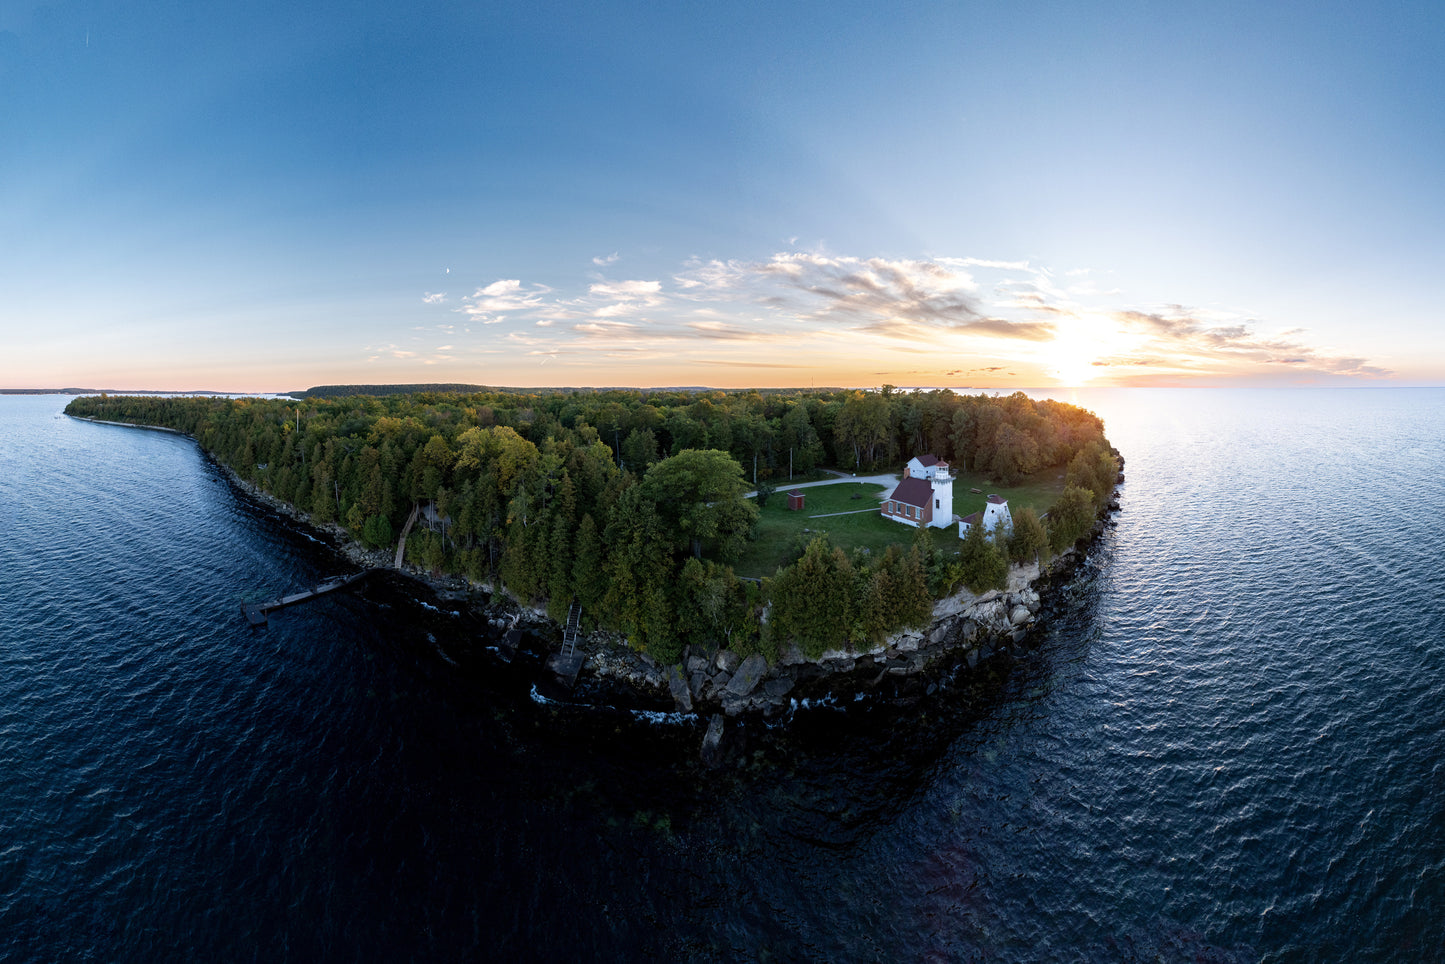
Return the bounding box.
[981,494,1013,539]
[929,460,954,528]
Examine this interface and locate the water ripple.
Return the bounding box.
[2,393,1444,961]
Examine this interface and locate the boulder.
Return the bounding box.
[714,649,741,674]
[763,678,794,698]
[726,654,768,697]
[668,665,693,713]
[689,671,709,699]
[895,631,922,653]
[927,619,955,646]
[686,653,711,675]
[779,644,812,666]
[1010,605,1032,626]
[700,714,725,768]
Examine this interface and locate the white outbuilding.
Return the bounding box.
[959,494,1013,541]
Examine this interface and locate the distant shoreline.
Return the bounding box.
[4,388,231,396]
[67,415,188,435]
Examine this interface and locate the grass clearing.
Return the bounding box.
[729,481,904,578]
[726,465,1071,579]
[948,465,1068,521]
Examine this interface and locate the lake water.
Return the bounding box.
[1,389,1441,962]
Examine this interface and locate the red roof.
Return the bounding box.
[987,494,1006,504]
[915,454,939,467]
[960,511,981,526]
[888,476,932,508]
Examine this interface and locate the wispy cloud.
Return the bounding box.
[589,279,661,300]
[1102,308,1392,378]
[422,291,447,304]
[459,279,552,322]
[674,253,1056,342]
[403,250,1388,384]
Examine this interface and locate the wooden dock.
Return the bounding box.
[241,570,373,626]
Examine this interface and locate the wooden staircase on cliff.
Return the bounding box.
[547,599,586,687]
[393,503,421,569]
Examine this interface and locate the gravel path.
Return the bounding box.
[744,472,899,500]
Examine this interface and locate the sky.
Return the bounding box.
[3,0,1444,391]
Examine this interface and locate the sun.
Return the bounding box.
[1037,312,1135,386]
[1042,341,1099,386]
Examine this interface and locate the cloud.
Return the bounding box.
[422,292,447,304]
[695,358,806,369]
[1110,308,1393,378]
[938,256,1032,271]
[404,249,1387,384]
[589,279,661,299]
[460,279,552,322]
[674,253,1056,342]
[573,320,642,336]
[685,320,787,341]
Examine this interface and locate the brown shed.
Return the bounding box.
[786,489,805,511]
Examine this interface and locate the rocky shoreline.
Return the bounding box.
[582,507,1118,723]
[71,413,1124,745]
[220,449,1119,726]
[231,452,1122,740]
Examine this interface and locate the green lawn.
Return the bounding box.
[726,466,1070,579]
[949,465,1068,522]
[729,481,905,578]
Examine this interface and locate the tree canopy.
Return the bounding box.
[65,385,1113,666]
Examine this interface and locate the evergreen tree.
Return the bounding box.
[1047,484,1098,553]
[362,513,393,549]
[620,427,660,472]
[571,513,607,619]
[958,516,1008,592]
[544,475,577,623]
[769,536,856,658]
[894,543,933,628]
[602,485,677,661]
[1007,505,1049,565]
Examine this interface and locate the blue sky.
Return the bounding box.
[4,0,1443,390]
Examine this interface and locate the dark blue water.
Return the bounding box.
[2,390,1442,962]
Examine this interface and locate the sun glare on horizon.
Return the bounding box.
[1039,333,1102,387]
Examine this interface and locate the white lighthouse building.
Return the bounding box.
[882,454,955,529]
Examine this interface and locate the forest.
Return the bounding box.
[66,387,1118,665]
